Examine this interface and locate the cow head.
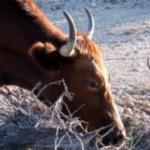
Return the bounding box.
[29,9,126,144]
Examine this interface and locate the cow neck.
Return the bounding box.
[0,0,68,54]
[23,0,68,45]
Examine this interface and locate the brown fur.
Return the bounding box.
[0,0,126,144]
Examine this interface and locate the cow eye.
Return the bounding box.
[86,79,99,92]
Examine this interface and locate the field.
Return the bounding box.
[0,0,150,149]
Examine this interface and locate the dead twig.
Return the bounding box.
[147,57,150,70]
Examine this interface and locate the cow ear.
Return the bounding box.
[28,42,60,71]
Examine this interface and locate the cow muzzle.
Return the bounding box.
[98,124,126,145]
[99,109,126,145]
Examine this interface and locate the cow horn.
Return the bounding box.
[84,8,95,39]
[59,11,77,57]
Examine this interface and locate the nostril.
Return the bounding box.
[120,129,126,140]
[113,130,125,144]
[101,127,126,145]
[113,130,126,144]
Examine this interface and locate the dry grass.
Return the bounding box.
[0,80,149,150]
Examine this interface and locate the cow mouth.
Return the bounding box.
[96,124,126,146]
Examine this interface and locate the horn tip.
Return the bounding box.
[63,10,67,16]
[84,7,90,14]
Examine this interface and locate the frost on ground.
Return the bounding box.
[0,84,96,150]
[0,83,147,150]
[0,0,150,150]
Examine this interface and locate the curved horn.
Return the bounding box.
[84,8,95,39]
[59,11,77,57]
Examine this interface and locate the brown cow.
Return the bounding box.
[0,0,126,144]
